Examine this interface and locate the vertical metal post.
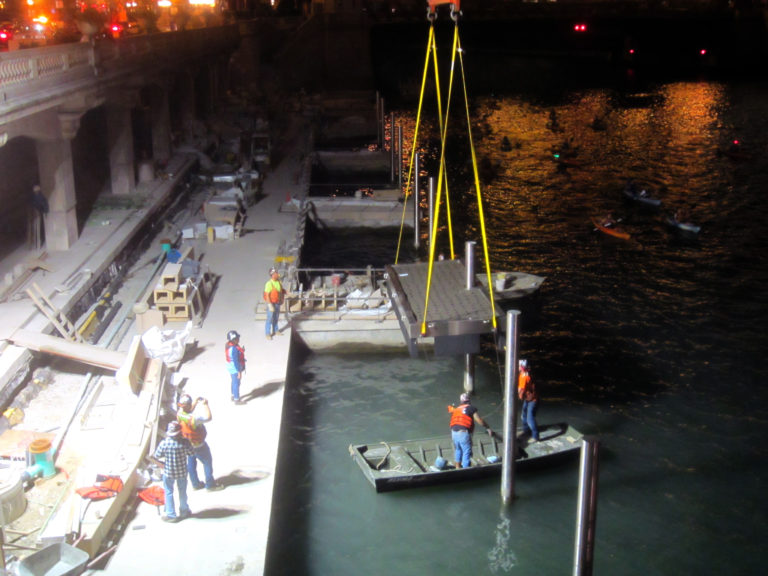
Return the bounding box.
[379,96,385,150]
[414,153,420,249]
[463,241,476,395]
[390,112,396,183]
[398,124,403,193]
[573,438,600,576]
[376,92,381,149]
[501,310,520,505]
[428,177,435,250]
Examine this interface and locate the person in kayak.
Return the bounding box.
[600,213,617,228]
[447,392,493,468]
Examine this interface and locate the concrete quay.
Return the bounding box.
[87,122,310,575]
[0,113,312,575]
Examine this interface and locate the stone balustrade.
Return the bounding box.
[0,26,239,124]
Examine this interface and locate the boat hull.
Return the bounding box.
[622,188,661,207]
[475,271,546,300]
[665,217,700,235]
[349,423,583,492]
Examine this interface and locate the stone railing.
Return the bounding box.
[0,26,239,121]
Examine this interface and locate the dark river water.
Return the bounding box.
[265,76,768,575]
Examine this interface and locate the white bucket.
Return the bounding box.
[0,465,27,523]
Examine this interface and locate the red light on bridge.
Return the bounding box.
[574,23,587,33]
[700,49,707,56]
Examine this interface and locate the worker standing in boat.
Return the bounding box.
[447,392,493,469]
[263,267,286,340]
[225,330,246,405]
[518,360,540,442]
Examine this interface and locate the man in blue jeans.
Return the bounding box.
[152,421,194,523]
[262,267,286,340]
[176,394,224,492]
[447,392,493,468]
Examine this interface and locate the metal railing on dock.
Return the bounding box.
[257,267,394,322]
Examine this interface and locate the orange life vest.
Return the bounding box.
[264,279,284,304]
[449,403,474,431]
[138,485,165,506]
[518,371,537,402]
[76,475,124,500]
[177,410,207,446]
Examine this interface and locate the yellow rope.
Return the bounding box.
[420,21,461,335]
[399,12,496,335]
[457,34,497,329]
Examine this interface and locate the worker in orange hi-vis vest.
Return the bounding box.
[518,359,540,442]
[262,267,286,340]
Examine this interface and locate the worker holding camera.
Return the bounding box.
[176,394,224,492]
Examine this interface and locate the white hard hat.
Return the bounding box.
[519,359,528,369]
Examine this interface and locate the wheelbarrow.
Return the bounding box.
[17,543,89,576]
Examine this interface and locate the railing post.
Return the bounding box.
[413,152,420,250]
[389,112,395,183]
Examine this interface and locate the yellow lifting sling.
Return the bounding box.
[396,1,497,335]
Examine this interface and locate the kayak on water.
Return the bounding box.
[592,217,631,240]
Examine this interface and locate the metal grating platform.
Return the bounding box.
[386,260,496,355]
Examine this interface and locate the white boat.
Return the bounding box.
[665,217,700,235]
[475,271,546,300]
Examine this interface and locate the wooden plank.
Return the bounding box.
[115,335,148,395]
[9,329,126,371]
[78,360,167,556]
[25,283,83,342]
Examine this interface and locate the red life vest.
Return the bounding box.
[177,410,207,446]
[225,342,245,363]
[449,403,474,431]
